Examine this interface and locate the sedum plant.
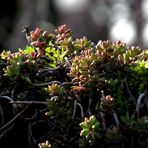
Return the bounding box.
[0,25,147,148]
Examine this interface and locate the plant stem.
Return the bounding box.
[136,91,147,117]
[10,100,48,105]
[0,105,28,132]
[113,111,120,128]
[124,78,136,105]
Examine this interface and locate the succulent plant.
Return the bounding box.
[0,25,147,148]
[79,115,101,145]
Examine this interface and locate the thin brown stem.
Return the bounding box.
[0,124,14,139]
[30,80,76,87]
[0,95,13,103]
[136,91,147,117]
[113,111,120,128]
[76,102,84,120]
[10,100,48,105]
[100,112,106,130]
[124,78,136,105]
[0,106,28,132]
[72,100,77,119]
[0,105,4,125]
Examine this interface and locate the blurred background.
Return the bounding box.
[0,0,148,51]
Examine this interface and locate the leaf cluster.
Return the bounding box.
[0,25,148,148]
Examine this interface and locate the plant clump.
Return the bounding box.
[0,25,148,148]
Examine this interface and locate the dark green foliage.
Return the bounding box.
[0,25,148,148]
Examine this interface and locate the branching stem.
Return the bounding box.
[136,91,147,117]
